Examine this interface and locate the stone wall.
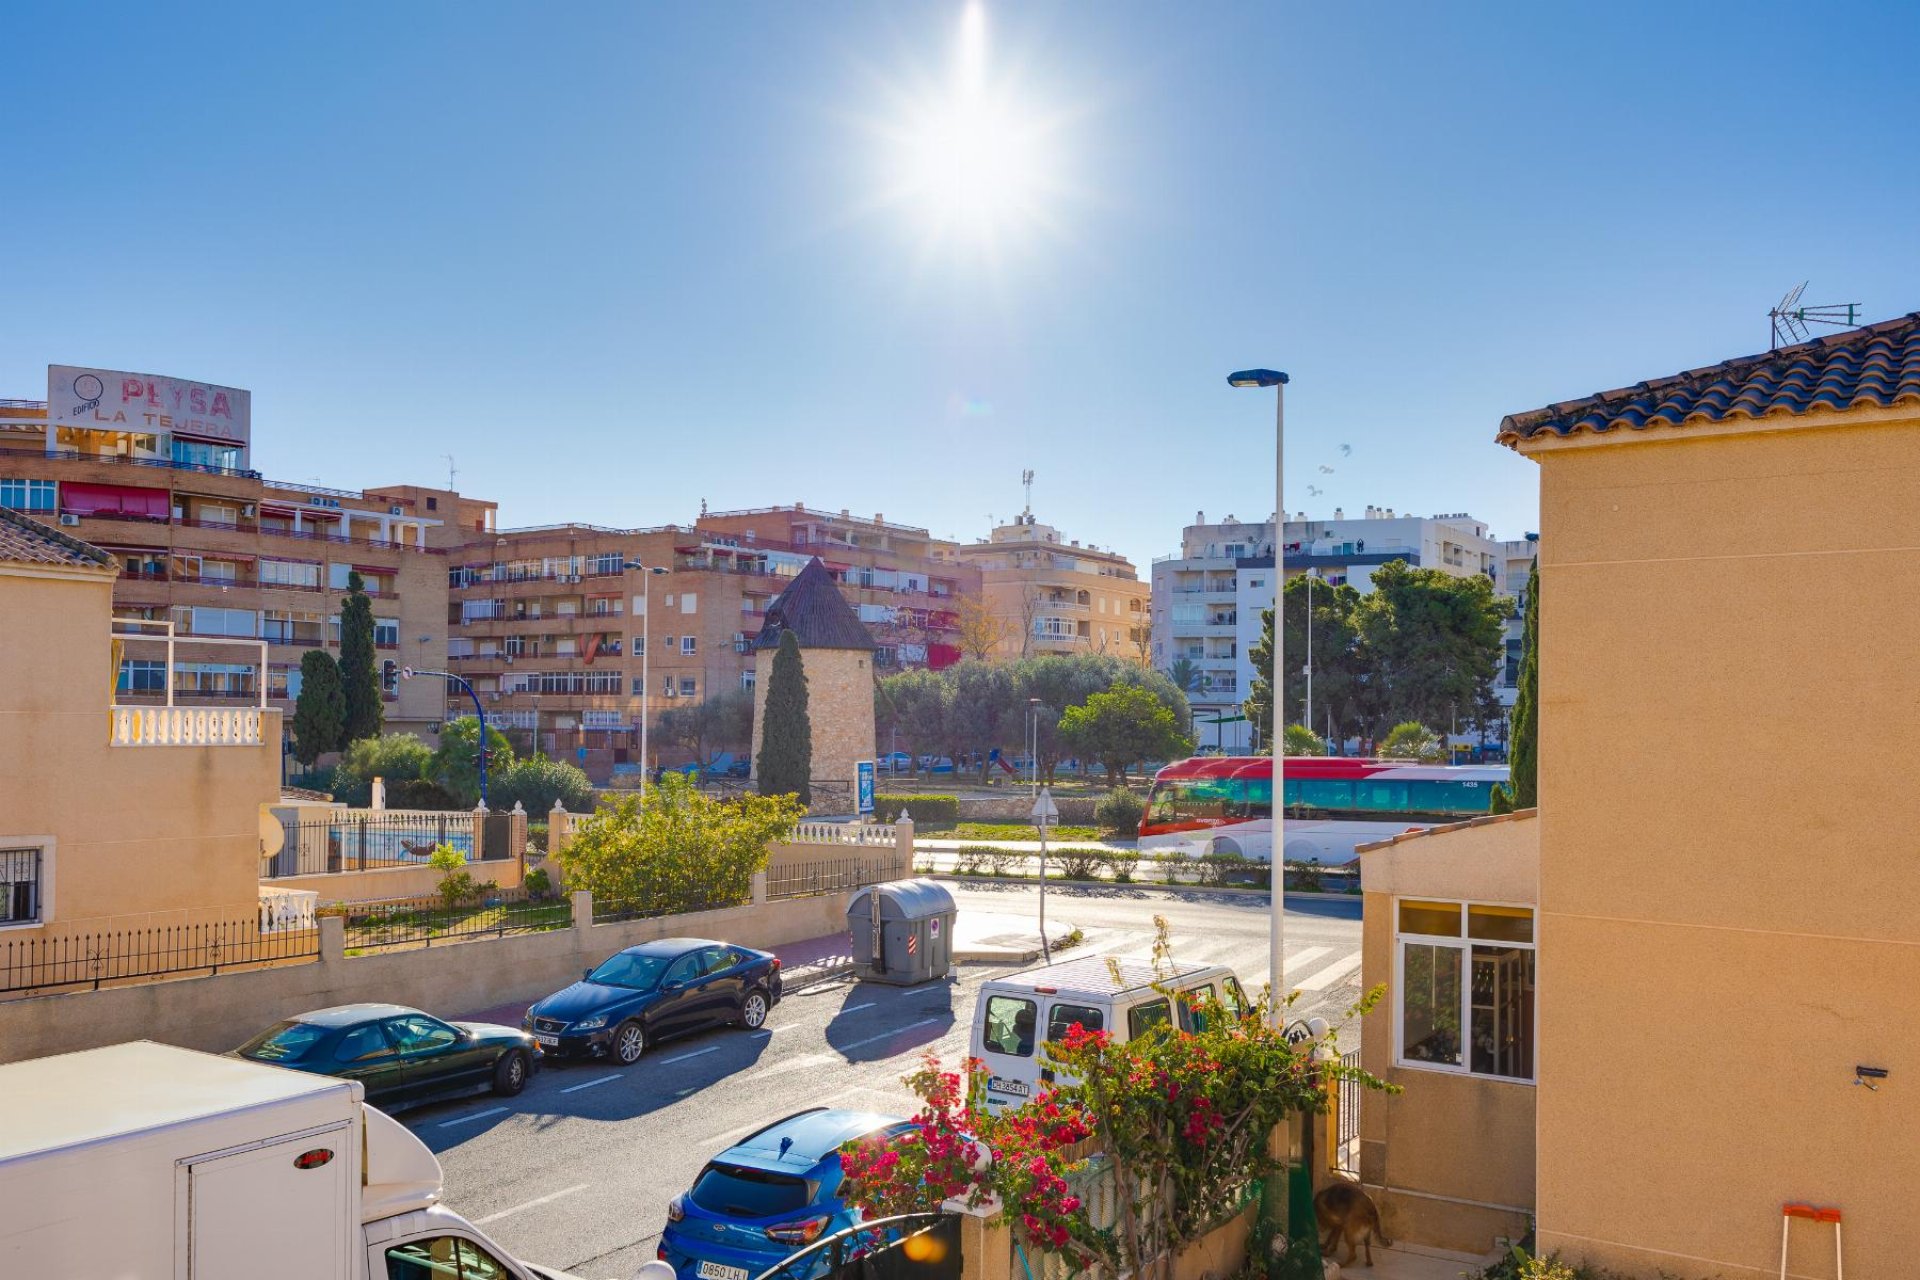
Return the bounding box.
[749,645,876,807]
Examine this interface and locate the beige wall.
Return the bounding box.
[1522,412,1920,1280]
[0,568,280,929]
[271,858,524,906]
[1358,813,1538,1254]
[749,645,876,796]
[0,890,847,1064]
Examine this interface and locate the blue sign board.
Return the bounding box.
[856,760,876,816]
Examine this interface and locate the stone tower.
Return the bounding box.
[748,557,876,802]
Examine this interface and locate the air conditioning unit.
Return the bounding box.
[733,632,747,644]
[58,514,81,527]
[490,692,500,702]
[568,574,581,584]
[241,504,256,518]
[389,504,404,516]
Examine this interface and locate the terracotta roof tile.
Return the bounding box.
[753,557,876,652]
[0,507,117,572]
[1498,312,1920,446]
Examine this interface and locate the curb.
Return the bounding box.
[926,873,1361,903]
[783,961,855,992]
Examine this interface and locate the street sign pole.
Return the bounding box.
[1032,786,1059,962]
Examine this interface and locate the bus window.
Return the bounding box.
[1047,1002,1104,1042]
[1178,984,1217,1033]
[1292,779,1353,811]
[1353,777,1409,813]
[1128,998,1173,1040]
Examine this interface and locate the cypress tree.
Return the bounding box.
[291,649,346,766]
[756,630,812,805]
[339,569,384,744]
[1496,558,1540,810]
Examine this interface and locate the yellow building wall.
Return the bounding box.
[1525,413,1920,1280]
[749,646,877,796]
[1358,813,1538,1254]
[0,569,280,930]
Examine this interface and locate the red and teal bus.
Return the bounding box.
[1138,756,1509,865]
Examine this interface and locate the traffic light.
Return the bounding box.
[382,660,398,696]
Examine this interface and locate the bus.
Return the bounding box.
[1138,756,1509,865]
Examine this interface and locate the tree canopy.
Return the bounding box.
[338,570,383,744]
[1379,720,1444,761]
[558,776,804,912]
[494,755,596,814]
[756,631,811,804]
[1059,685,1192,785]
[656,687,754,769]
[291,649,345,765]
[328,731,434,806]
[430,715,516,808]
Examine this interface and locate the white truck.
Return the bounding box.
[0,1040,587,1280]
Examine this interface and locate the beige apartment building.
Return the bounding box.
[952,511,1148,660]
[0,373,497,749]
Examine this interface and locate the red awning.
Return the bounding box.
[181,549,256,563]
[60,481,169,519]
[352,563,392,575]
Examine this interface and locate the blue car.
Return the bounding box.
[660,1108,910,1280]
[523,937,782,1065]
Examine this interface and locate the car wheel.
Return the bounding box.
[612,1019,647,1065]
[739,988,771,1030]
[493,1049,530,1097]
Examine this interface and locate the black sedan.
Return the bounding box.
[236,1003,539,1107]
[525,937,782,1065]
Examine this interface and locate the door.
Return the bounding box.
[186,1125,353,1280]
[695,945,747,1027]
[652,951,707,1038]
[384,1013,486,1102]
[978,991,1041,1109]
[330,1021,408,1104]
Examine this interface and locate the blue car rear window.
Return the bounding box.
[689,1163,811,1218]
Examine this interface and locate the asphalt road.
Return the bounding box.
[407,884,1362,1280]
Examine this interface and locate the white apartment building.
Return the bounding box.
[1152,507,1534,753]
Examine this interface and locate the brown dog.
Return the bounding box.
[1314,1179,1391,1267]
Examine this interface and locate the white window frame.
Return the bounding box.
[0,837,55,930]
[1392,896,1537,1085]
[680,636,696,655]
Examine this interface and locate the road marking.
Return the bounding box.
[1292,953,1363,991]
[438,1106,509,1128]
[560,1073,622,1094]
[1285,946,1332,972]
[663,1045,721,1065]
[751,1023,800,1036]
[843,1001,877,1014]
[837,1017,942,1052]
[474,1183,590,1225]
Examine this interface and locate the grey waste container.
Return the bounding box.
[847,879,956,985]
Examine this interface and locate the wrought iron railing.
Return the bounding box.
[0,915,318,994]
[268,810,477,878]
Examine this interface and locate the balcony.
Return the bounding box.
[110,705,267,746]
[110,621,272,747]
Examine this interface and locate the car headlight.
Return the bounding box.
[521,1012,534,1030]
[572,1014,609,1031]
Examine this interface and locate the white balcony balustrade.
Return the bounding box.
[111,705,267,747]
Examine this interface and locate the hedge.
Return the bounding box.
[876,794,959,828]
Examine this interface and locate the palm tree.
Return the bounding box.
[1166,657,1201,694]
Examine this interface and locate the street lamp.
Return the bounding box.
[1228,367,1288,1027]
[625,560,670,801]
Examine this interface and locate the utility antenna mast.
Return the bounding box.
[1769,283,1862,350]
[1021,469,1035,519]
[443,454,457,491]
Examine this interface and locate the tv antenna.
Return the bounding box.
[1769,283,1861,350]
[443,454,457,491]
[1021,469,1034,518]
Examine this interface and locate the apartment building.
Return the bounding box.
[951,512,1148,659]
[1152,508,1525,751]
[0,368,496,746]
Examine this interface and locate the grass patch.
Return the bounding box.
[951,821,1103,841]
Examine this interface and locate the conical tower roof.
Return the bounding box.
[753,557,876,652]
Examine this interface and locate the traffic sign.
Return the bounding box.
[400,666,414,680]
[1031,787,1059,826]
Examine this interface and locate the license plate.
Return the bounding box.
[534,1033,559,1047]
[698,1263,749,1280]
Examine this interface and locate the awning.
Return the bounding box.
[167,426,244,446]
[352,563,393,575]
[180,549,256,563]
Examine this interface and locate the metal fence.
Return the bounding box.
[766,855,906,901]
[1335,1049,1362,1174]
[591,869,756,924]
[335,887,571,952]
[269,810,478,878]
[0,915,319,995]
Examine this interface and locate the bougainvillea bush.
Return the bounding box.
[840,920,1392,1280]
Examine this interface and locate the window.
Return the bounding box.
[1178,984,1217,1033]
[385,1237,509,1280]
[329,562,354,590]
[375,617,399,648]
[740,671,756,692]
[1046,1002,1103,1043]
[384,1014,459,1055]
[0,844,46,926]
[1396,899,1535,1082]
[681,636,696,655]
[190,606,258,638]
[679,677,697,697]
[117,659,167,694]
[1127,998,1173,1040]
[983,995,1037,1057]
[259,559,320,589]
[663,953,703,987]
[0,479,55,512]
[589,552,623,576]
[632,636,645,656]
[688,1165,809,1219]
[334,1024,395,1063]
[680,592,697,613]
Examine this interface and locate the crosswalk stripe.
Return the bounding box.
[1291,952,1363,991]
[1284,946,1332,972]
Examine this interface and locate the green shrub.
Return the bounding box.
[428,845,478,912]
[1054,847,1108,880]
[527,821,549,855]
[1195,852,1268,888]
[387,777,461,811]
[877,794,958,828]
[953,844,1022,876]
[287,767,338,796]
[1105,850,1140,882]
[524,866,553,899]
[495,755,596,814]
[1286,858,1325,893]
[1093,787,1146,835]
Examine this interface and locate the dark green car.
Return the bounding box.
[236,1003,540,1109]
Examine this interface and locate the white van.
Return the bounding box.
[969,955,1248,1112]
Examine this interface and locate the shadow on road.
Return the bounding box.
[823,977,956,1061]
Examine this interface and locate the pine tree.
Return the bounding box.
[756,631,812,805]
[1497,558,1540,810]
[291,649,346,766]
[339,569,384,744]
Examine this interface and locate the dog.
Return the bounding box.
[1314,1179,1391,1267]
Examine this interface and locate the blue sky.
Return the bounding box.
[4,2,1918,568]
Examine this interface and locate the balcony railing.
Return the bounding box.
[0,443,262,480]
[111,705,267,746]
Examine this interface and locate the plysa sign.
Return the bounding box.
[47,365,250,446]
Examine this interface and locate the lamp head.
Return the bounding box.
[1227,369,1289,388]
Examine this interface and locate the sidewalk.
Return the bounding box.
[1324,1238,1498,1279]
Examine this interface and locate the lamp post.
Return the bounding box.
[1304,567,1314,751]
[1229,367,1288,1027]
[625,560,669,801]
[402,667,490,809]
